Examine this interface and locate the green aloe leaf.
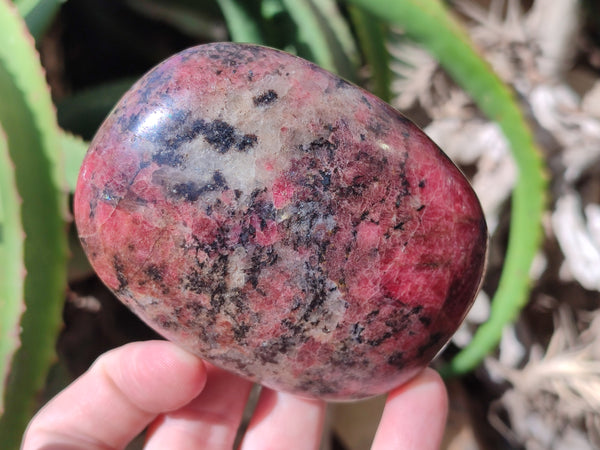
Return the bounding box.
[216,0,265,44]
[0,1,69,447]
[280,0,359,81]
[346,0,547,376]
[0,125,25,417]
[309,0,359,70]
[216,0,360,81]
[60,131,88,192]
[13,0,64,40]
[348,4,392,102]
[125,0,227,41]
[13,0,42,16]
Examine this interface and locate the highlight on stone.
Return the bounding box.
[74,42,487,401]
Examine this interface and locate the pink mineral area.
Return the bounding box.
[74,43,487,401]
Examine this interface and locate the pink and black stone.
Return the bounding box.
[74,43,487,401]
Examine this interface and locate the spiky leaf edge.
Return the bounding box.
[0,125,25,417]
[0,1,69,447]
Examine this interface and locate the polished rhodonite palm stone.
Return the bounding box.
[74,43,487,401]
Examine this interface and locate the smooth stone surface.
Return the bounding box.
[74,43,487,401]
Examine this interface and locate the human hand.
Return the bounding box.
[22,340,448,449]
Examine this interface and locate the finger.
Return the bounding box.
[240,388,326,450]
[371,368,448,450]
[144,364,253,450]
[22,341,207,450]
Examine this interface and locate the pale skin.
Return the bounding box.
[22,340,448,449]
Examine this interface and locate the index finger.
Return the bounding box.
[371,368,448,450]
[22,340,207,450]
